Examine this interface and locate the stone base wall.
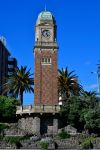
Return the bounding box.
[0,123,26,136]
[18,117,40,135]
[0,114,59,136]
[1,114,100,149]
[18,114,59,135]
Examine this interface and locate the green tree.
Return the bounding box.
[58,67,83,100]
[61,96,85,130]
[0,96,18,120]
[3,66,34,105]
[82,91,98,109]
[82,91,97,97]
[81,108,100,133]
[60,95,100,133]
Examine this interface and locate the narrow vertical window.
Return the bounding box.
[41,58,51,64]
[45,58,47,63]
[48,58,50,63]
[42,58,44,63]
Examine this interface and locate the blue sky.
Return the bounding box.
[0,0,100,105]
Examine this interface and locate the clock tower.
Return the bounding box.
[34,11,58,107]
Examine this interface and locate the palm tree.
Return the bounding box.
[58,67,83,100]
[82,91,97,97]
[3,66,34,105]
[82,90,97,108]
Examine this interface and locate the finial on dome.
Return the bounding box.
[45,4,47,11]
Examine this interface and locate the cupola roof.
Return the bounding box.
[36,11,55,25]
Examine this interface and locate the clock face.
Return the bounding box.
[42,30,51,38]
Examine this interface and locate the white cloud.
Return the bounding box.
[84,84,98,92]
[88,84,98,89]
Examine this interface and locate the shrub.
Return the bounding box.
[58,129,70,139]
[4,135,37,144]
[40,141,49,149]
[0,124,9,132]
[81,137,95,149]
[0,96,18,120]
[4,136,21,145]
[4,136,23,148]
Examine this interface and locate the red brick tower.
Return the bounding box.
[34,11,58,107]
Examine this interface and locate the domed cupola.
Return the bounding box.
[36,10,55,25]
[35,10,57,42]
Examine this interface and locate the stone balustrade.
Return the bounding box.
[16,105,60,115]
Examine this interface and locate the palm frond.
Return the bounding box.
[2,65,34,105]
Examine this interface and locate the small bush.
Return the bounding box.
[4,135,33,144]
[40,141,49,149]
[81,137,95,149]
[4,136,21,145]
[0,124,9,132]
[4,135,39,146]
[4,136,22,148]
[58,129,70,139]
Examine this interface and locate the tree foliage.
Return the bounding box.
[60,94,100,134]
[3,66,34,105]
[0,96,18,120]
[58,67,83,100]
[82,108,100,133]
[81,137,95,149]
[58,129,70,139]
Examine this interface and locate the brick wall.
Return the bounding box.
[34,49,58,106]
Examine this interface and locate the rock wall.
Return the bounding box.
[1,114,59,136]
[0,136,100,149]
[54,134,100,149]
[18,117,40,135]
[18,115,59,135]
[1,123,26,136]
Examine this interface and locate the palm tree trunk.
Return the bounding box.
[19,90,23,105]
